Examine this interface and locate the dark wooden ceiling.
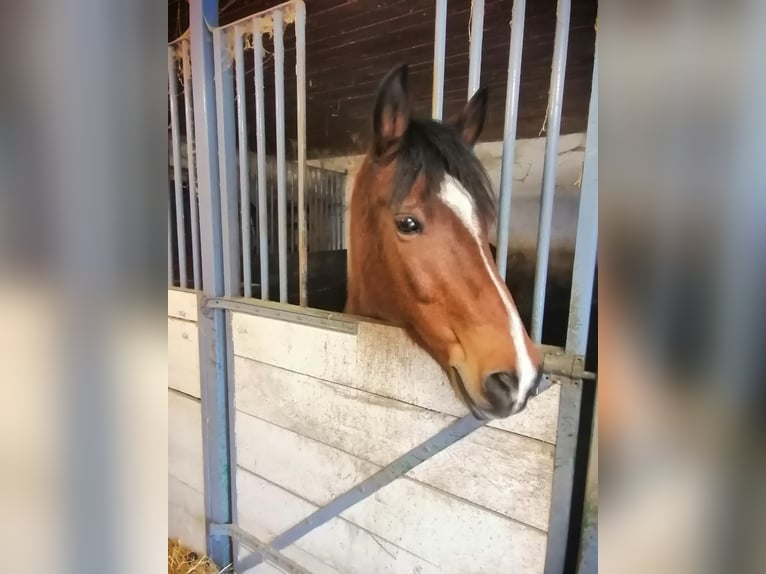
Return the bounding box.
[169,0,597,158]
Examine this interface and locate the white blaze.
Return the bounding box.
[438,175,538,409]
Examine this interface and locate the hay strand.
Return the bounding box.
[168,539,224,574]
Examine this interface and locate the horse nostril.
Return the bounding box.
[483,371,519,414]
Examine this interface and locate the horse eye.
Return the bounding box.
[395,216,422,235]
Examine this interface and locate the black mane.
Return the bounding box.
[391,118,496,221]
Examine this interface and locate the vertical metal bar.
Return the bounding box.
[273,9,288,302]
[495,0,526,279]
[544,380,583,574]
[289,165,296,254]
[168,188,173,285]
[213,27,242,296]
[188,0,232,567]
[576,392,598,574]
[168,46,188,287]
[432,0,447,119]
[322,172,328,250]
[252,26,269,300]
[295,0,308,306]
[530,0,571,342]
[566,46,598,356]
[234,26,252,298]
[336,176,342,250]
[182,41,202,291]
[467,0,485,97]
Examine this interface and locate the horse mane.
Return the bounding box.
[387,118,496,222]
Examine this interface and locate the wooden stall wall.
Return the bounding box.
[168,289,206,553]
[231,307,562,573]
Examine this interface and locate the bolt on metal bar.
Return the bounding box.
[296,1,308,305]
[234,26,252,298]
[566,45,598,356]
[432,0,447,119]
[467,0,485,97]
[531,0,571,342]
[252,26,269,300]
[273,9,288,302]
[238,414,487,571]
[182,40,202,290]
[168,46,187,287]
[495,0,527,279]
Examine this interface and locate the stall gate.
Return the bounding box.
[168,1,598,573]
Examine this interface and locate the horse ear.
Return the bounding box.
[449,88,488,146]
[373,64,411,157]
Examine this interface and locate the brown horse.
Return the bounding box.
[346,65,542,419]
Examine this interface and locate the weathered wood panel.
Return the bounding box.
[234,358,554,530]
[168,391,205,553]
[168,317,201,398]
[169,475,206,555]
[236,461,546,574]
[168,288,198,322]
[232,312,561,443]
[236,469,465,574]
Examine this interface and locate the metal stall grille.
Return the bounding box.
[175,0,599,571]
[168,36,202,292]
[168,30,346,302]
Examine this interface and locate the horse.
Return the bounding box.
[346,64,542,420]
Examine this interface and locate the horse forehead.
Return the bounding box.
[437,176,481,238]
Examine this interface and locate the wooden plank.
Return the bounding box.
[168,318,201,398]
[169,391,204,492]
[239,539,342,574]
[235,359,554,530]
[236,469,449,574]
[236,462,547,573]
[231,312,561,443]
[168,288,198,322]
[169,475,206,556]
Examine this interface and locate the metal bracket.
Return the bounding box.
[542,349,595,381]
[210,523,314,574]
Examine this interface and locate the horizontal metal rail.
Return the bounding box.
[203,296,596,380]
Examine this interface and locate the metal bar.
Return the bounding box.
[432,0,447,119]
[210,524,314,574]
[495,0,526,279]
[213,27,242,296]
[321,172,328,250]
[238,414,488,570]
[467,0,485,97]
[576,392,598,574]
[273,9,288,302]
[289,165,296,254]
[168,46,188,287]
[234,26,252,298]
[188,0,232,566]
[182,40,202,291]
[544,378,582,574]
[205,296,359,335]
[566,46,598,356]
[572,41,598,574]
[296,0,308,306]
[531,0,571,342]
[252,26,270,300]
[168,187,173,285]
